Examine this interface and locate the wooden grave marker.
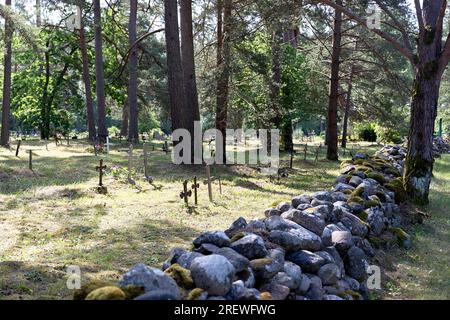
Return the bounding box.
[95,159,108,194]
[180,180,192,205]
[191,176,200,205]
[15,140,21,157]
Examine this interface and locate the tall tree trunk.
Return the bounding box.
[326,0,342,161]
[79,11,97,142]
[36,0,41,26]
[40,40,51,140]
[341,64,356,149]
[164,0,190,144]
[93,0,108,143]
[1,0,12,147]
[128,0,139,144]
[404,0,443,205]
[215,0,231,163]
[120,97,129,137]
[180,0,200,122]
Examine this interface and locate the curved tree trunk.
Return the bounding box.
[1,0,13,147]
[79,12,97,142]
[93,0,108,143]
[326,0,342,161]
[128,0,139,144]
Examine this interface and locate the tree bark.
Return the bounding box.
[404,0,444,205]
[1,0,12,147]
[180,0,200,122]
[120,97,129,137]
[326,0,342,161]
[128,0,139,144]
[164,0,190,143]
[342,60,356,149]
[93,0,108,143]
[79,9,97,142]
[215,0,232,163]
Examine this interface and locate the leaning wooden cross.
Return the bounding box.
[95,159,108,194]
[179,180,192,205]
[203,164,222,202]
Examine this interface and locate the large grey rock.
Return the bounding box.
[317,263,341,285]
[283,261,302,289]
[331,231,354,252]
[289,227,322,251]
[310,199,334,212]
[306,205,330,220]
[286,250,327,273]
[193,231,231,248]
[344,246,369,282]
[284,210,326,236]
[312,191,332,202]
[271,272,295,290]
[334,183,355,193]
[190,254,236,296]
[250,258,282,281]
[349,175,363,187]
[177,252,204,269]
[268,230,303,251]
[296,274,311,294]
[215,247,250,272]
[225,217,247,238]
[265,215,300,231]
[321,224,345,247]
[120,263,181,299]
[331,192,347,203]
[336,210,368,237]
[264,208,281,217]
[230,234,268,260]
[323,246,345,278]
[162,247,187,270]
[277,202,292,213]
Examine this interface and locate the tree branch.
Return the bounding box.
[414,0,424,32]
[439,32,450,76]
[315,0,416,65]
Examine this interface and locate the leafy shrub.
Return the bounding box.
[375,126,403,144]
[355,123,377,142]
[108,126,121,136]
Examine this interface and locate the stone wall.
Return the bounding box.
[75,145,415,301]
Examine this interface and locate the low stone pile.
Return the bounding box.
[74,145,414,301]
[433,136,450,155]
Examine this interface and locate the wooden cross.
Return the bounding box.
[180,180,192,205]
[203,164,221,202]
[315,144,321,164]
[15,140,21,157]
[191,176,200,205]
[95,159,107,187]
[105,136,112,154]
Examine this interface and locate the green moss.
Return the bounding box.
[385,167,401,177]
[352,186,365,197]
[343,189,353,195]
[348,196,365,205]
[356,210,369,222]
[85,286,126,300]
[390,227,408,242]
[73,279,113,300]
[250,258,273,270]
[365,199,381,208]
[355,165,372,173]
[367,236,384,249]
[354,159,365,165]
[385,177,407,203]
[121,285,145,300]
[340,290,362,300]
[187,288,205,300]
[375,191,387,202]
[164,263,194,289]
[367,172,385,184]
[340,160,354,168]
[230,232,247,242]
[362,161,375,169]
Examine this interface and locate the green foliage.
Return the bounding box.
[375,125,405,144]
[355,123,377,142]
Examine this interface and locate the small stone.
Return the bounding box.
[286,250,326,273]
[193,231,231,248]
[177,252,204,269]
[284,210,326,236]
[349,175,363,187]
[292,194,312,207]
[296,274,311,294]
[250,258,281,280]
[190,254,236,296]
[297,203,313,211]
[265,215,300,231]
[194,243,219,255]
[230,234,268,260]
[283,261,302,289]
[334,183,355,193]
[366,208,385,236]
[271,272,295,289]
[312,191,332,202]
[277,202,292,213]
[162,247,187,271]
[331,231,354,252]
[317,263,340,285]
[264,208,281,217]
[225,217,247,238]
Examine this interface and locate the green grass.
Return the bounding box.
[382,154,450,300]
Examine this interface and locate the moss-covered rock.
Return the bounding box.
[384,167,401,177]
[385,177,407,203]
[121,285,145,300]
[85,286,126,300]
[260,292,273,300]
[73,279,113,300]
[355,165,372,173]
[340,160,354,168]
[367,172,385,184]
[230,232,247,242]
[348,196,365,205]
[339,290,362,300]
[351,186,365,197]
[164,263,194,289]
[365,199,381,208]
[187,288,206,300]
[389,227,412,249]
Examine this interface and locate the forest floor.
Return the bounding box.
[0,138,448,300]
